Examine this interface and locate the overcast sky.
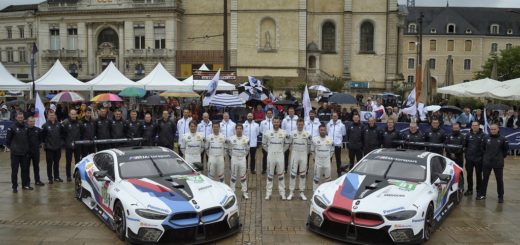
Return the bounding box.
[0,0,518,10]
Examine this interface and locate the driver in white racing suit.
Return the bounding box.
[227,124,250,199]
[311,124,334,192]
[288,118,310,201]
[180,121,205,165]
[262,117,290,200]
[205,123,226,182]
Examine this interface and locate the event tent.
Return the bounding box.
[136,63,191,91]
[182,76,236,91]
[86,62,136,91]
[198,64,210,71]
[437,78,500,97]
[32,59,89,91]
[0,62,29,91]
[486,78,520,100]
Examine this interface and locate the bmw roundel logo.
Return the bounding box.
[364,113,373,120]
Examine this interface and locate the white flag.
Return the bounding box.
[404,88,416,108]
[202,69,220,107]
[35,93,46,128]
[302,85,311,120]
[360,111,376,122]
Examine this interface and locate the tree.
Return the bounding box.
[322,77,345,92]
[475,46,520,81]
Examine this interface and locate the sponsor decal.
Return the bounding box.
[198,185,212,191]
[127,217,140,222]
[412,218,424,223]
[393,224,412,229]
[86,162,94,170]
[140,222,158,227]
[383,207,405,214]
[375,155,418,163]
[383,193,406,197]
[175,175,205,183]
[417,152,429,159]
[128,154,171,160]
[101,182,110,205]
[388,180,418,191]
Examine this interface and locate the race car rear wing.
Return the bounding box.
[392,140,463,150]
[73,138,144,146]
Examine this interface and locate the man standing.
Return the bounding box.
[305,110,320,139]
[478,124,508,203]
[197,112,213,138]
[220,112,236,139]
[263,117,290,200]
[311,125,334,191]
[176,109,192,156]
[62,109,81,182]
[425,119,446,154]
[125,110,142,146]
[141,113,157,146]
[110,110,126,147]
[317,102,332,123]
[41,111,63,183]
[26,117,44,186]
[243,113,260,174]
[402,122,425,150]
[157,110,176,149]
[464,121,484,197]
[227,124,250,199]
[260,109,274,174]
[6,112,31,192]
[327,112,346,177]
[445,123,465,168]
[381,119,401,148]
[205,123,226,182]
[457,107,474,128]
[347,114,364,169]
[95,108,111,151]
[282,107,298,171]
[180,121,205,165]
[80,109,96,157]
[363,117,382,155]
[288,118,310,201]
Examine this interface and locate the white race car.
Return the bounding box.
[307,148,464,244]
[73,146,240,244]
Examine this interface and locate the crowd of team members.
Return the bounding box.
[6,105,509,203]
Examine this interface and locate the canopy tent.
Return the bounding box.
[484,78,520,100]
[182,76,236,91]
[0,62,29,91]
[86,62,136,91]
[31,59,89,91]
[198,64,210,71]
[437,78,500,97]
[136,63,191,91]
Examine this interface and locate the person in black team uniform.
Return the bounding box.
[6,112,31,192]
[95,108,111,151]
[363,117,382,155]
[464,121,484,197]
[110,109,126,148]
[402,122,425,150]
[62,109,81,182]
[26,116,44,186]
[381,119,401,148]
[125,110,142,146]
[445,123,465,168]
[425,119,446,154]
[41,111,63,184]
[156,110,176,149]
[477,124,509,203]
[80,109,96,157]
[141,113,157,146]
[346,114,364,169]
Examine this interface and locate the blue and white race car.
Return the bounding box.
[307,148,464,244]
[73,146,240,244]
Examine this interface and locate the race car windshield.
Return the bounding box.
[119,158,193,179]
[352,159,426,182]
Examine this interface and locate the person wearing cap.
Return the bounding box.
[0,104,10,121]
[95,108,111,151]
[41,111,64,183]
[6,112,31,192]
[62,109,82,182]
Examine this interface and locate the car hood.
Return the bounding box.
[118,174,232,214]
[317,172,427,213]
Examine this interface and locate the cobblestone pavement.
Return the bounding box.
[0,149,519,244]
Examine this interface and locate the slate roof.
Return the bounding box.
[0,4,39,13]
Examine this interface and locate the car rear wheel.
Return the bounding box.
[455,174,464,204]
[114,201,126,241]
[74,171,88,200]
[423,204,434,241]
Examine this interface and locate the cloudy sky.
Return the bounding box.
[0,0,518,10]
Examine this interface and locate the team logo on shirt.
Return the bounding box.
[187,136,191,139]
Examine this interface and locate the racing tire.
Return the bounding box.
[454,174,464,205]
[74,171,88,200]
[423,204,434,242]
[114,201,127,241]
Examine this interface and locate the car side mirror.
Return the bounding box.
[192,162,203,172]
[434,174,451,185]
[93,170,110,181]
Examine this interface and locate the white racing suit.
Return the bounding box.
[311,136,334,192]
[289,130,310,193]
[180,132,204,165]
[205,134,226,182]
[262,129,290,197]
[227,135,249,192]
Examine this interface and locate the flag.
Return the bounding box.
[374,104,385,119]
[302,85,311,120]
[248,76,262,88]
[403,88,416,108]
[31,42,38,98]
[34,93,46,128]
[360,111,375,122]
[483,108,489,134]
[202,69,220,106]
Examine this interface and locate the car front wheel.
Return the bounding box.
[113,201,126,241]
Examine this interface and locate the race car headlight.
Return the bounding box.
[223,196,236,210]
[385,210,417,221]
[313,195,328,209]
[135,209,169,220]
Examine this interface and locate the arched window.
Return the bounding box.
[447,24,456,34]
[308,56,316,68]
[259,17,276,51]
[408,23,416,33]
[322,21,336,53]
[135,63,145,75]
[491,43,498,53]
[97,28,119,49]
[360,21,374,53]
[69,63,78,78]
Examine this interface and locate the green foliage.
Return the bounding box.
[323,78,345,92]
[475,46,520,81]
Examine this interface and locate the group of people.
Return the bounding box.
[4,100,510,203]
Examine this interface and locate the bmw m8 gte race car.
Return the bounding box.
[73,146,240,244]
[308,148,464,244]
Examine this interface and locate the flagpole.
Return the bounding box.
[31,42,38,99]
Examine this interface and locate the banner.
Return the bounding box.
[360,111,375,122]
[0,121,13,146]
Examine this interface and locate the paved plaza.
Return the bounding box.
[0,150,519,245]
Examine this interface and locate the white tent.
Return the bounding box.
[198,64,210,71]
[0,62,29,91]
[32,59,89,91]
[437,78,500,97]
[87,62,136,91]
[486,78,520,100]
[136,63,191,91]
[182,76,236,91]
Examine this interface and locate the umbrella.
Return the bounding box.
[424,105,441,112]
[309,85,331,92]
[274,99,297,106]
[142,95,166,105]
[119,87,146,97]
[328,93,357,104]
[91,93,123,102]
[439,105,462,114]
[210,94,245,107]
[421,59,432,104]
[445,55,454,87]
[160,88,199,98]
[50,91,85,103]
[486,104,510,111]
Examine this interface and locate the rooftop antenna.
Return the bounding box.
[446,0,450,7]
[407,0,415,7]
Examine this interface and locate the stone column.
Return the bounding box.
[230,0,237,67]
[59,22,67,50]
[298,0,307,69]
[343,0,353,80]
[87,23,95,76]
[118,23,124,71]
[145,20,154,49]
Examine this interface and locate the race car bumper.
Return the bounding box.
[307,215,423,245]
